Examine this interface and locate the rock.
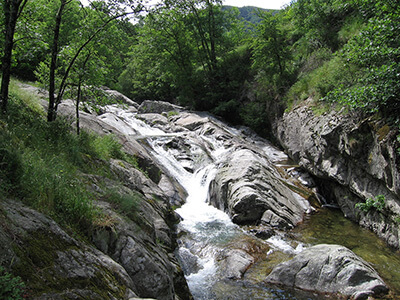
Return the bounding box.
[136,113,170,129]
[265,244,388,299]
[0,199,137,300]
[176,247,202,275]
[261,210,290,229]
[138,100,184,114]
[101,87,139,108]
[208,149,310,227]
[88,172,191,300]
[276,105,400,248]
[174,112,209,131]
[248,226,275,240]
[218,249,254,279]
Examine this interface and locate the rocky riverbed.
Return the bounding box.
[2,85,399,299]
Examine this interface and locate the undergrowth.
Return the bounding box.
[0,266,25,300]
[0,79,136,233]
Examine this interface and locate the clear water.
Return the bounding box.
[291,208,400,297]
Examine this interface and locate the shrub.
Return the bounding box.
[286,55,353,107]
[355,195,386,213]
[0,267,25,300]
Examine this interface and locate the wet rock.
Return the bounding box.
[177,247,202,275]
[208,149,310,227]
[174,113,209,131]
[136,113,169,129]
[265,244,388,299]
[219,249,254,279]
[248,227,275,240]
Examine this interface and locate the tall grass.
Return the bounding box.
[0,79,132,232]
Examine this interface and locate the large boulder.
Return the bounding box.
[276,104,400,248]
[208,149,311,227]
[265,244,388,299]
[89,160,192,300]
[0,199,137,300]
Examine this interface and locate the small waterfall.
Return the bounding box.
[148,136,244,299]
[108,110,314,299]
[98,105,400,299]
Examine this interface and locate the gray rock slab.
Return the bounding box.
[265,244,388,299]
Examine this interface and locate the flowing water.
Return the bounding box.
[148,134,319,299]
[107,108,400,299]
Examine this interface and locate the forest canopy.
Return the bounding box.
[1,0,399,137]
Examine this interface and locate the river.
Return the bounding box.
[111,107,400,299]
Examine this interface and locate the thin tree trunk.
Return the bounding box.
[76,81,81,135]
[0,0,28,113]
[75,52,91,135]
[48,0,67,122]
[53,11,132,117]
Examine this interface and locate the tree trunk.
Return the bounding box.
[48,0,67,122]
[75,52,91,135]
[76,81,81,135]
[0,0,28,113]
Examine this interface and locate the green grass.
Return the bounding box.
[285,52,357,112]
[102,188,142,221]
[0,78,139,233]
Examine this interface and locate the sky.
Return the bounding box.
[223,0,291,10]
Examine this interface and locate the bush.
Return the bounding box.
[0,267,25,300]
[355,195,386,213]
[325,9,400,120]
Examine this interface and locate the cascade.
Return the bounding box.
[115,110,311,299]
[104,106,400,299]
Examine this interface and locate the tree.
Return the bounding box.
[252,11,292,95]
[0,0,29,113]
[46,0,142,122]
[47,0,70,122]
[119,0,246,111]
[290,0,354,52]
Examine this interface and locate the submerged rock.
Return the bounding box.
[265,244,388,299]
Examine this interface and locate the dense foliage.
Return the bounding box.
[1,0,399,135]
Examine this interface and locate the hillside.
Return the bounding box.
[222,6,275,24]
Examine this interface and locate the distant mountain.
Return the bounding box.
[223,6,278,24]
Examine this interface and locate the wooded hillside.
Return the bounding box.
[1,0,399,142]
